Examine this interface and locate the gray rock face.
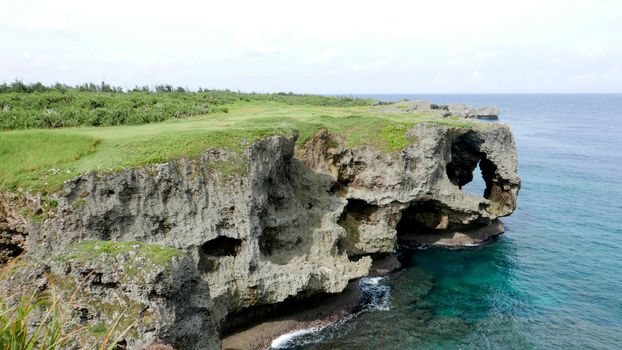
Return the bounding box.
[0,244,219,350]
[398,218,505,248]
[374,100,502,119]
[299,125,520,252]
[0,192,29,264]
[448,104,502,119]
[4,122,520,349]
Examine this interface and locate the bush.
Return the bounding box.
[0,81,373,130]
[0,288,131,350]
[0,291,67,349]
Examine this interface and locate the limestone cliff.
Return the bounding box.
[0,122,520,349]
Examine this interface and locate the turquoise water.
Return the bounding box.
[275,94,622,349]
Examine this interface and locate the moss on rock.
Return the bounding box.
[56,240,184,266]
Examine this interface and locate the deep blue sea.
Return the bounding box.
[273,94,622,349]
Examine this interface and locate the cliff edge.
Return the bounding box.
[0,121,520,349]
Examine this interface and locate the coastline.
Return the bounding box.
[0,92,520,350]
[221,280,362,350]
[223,255,402,350]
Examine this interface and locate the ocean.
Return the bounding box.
[271,94,622,349]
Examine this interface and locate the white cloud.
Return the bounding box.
[111,54,124,65]
[344,59,389,72]
[238,35,281,57]
[1,0,621,92]
[467,70,483,81]
[574,45,608,60]
[305,49,337,64]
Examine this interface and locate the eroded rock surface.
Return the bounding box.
[1,122,520,349]
[300,125,519,252]
[448,104,501,119]
[374,100,502,119]
[0,192,30,264]
[0,243,218,350]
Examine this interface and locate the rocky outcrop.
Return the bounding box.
[377,100,502,119]
[398,218,505,248]
[0,242,218,350]
[300,125,519,251]
[1,122,520,349]
[448,104,501,119]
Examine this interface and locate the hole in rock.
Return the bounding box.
[220,282,360,338]
[445,132,497,198]
[338,199,379,224]
[337,199,380,256]
[461,161,487,196]
[201,236,242,257]
[395,199,500,249]
[396,200,450,234]
[0,243,24,262]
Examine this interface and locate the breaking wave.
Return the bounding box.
[269,276,391,349]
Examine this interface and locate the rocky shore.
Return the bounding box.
[0,112,520,349]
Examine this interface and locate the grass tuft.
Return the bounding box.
[0,281,125,350]
[56,240,184,267]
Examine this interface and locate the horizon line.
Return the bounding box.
[325,92,622,95]
[1,81,620,95]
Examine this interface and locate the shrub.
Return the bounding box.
[0,291,68,349]
[0,287,132,350]
[0,81,373,130]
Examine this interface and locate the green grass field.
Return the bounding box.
[0,87,371,130]
[0,90,484,193]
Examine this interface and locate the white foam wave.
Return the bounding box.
[363,276,384,285]
[270,326,324,349]
[359,276,392,311]
[269,277,392,349]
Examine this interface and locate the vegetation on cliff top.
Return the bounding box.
[0,81,371,130]
[0,83,485,193]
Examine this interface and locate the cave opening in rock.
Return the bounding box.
[395,200,447,249]
[338,199,379,225]
[201,236,242,257]
[220,282,360,339]
[395,200,459,250]
[396,200,447,236]
[445,132,497,198]
[337,198,380,257]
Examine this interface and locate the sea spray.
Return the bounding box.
[270,327,326,349]
[270,276,392,349]
[355,276,391,312]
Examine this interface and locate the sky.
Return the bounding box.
[1,0,621,93]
